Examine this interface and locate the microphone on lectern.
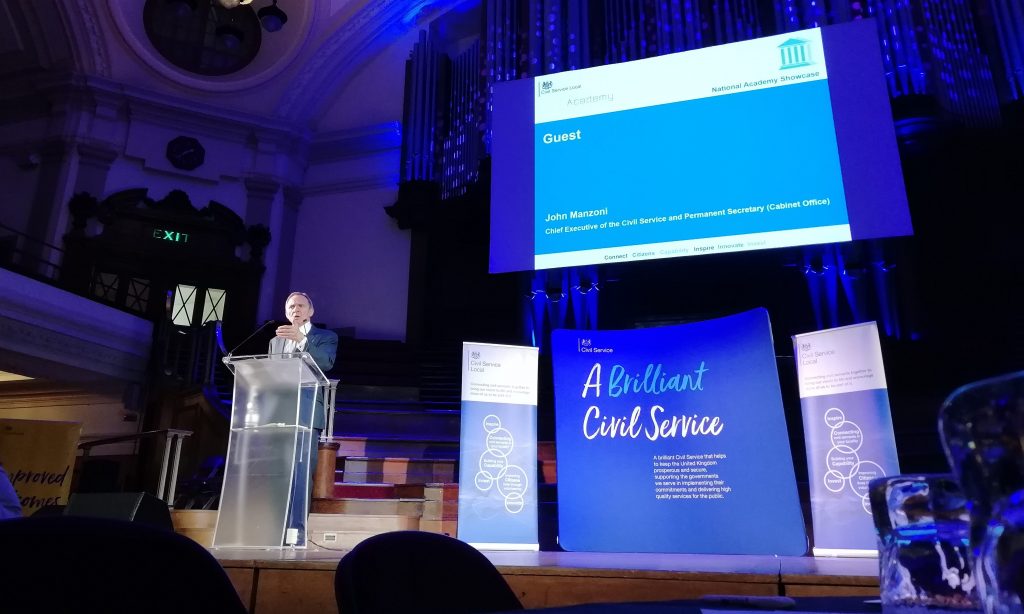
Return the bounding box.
[226,319,276,357]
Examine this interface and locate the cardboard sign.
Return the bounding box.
[0,419,82,515]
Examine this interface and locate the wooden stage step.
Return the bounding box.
[328,482,425,499]
[340,457,456,484]
[310,497,424,516]
[333,435,459,460]
[314,482,458,514]
[307,511,419,540]
[297,511,424,551]
[171,509,217,548]
[171,509,431,550]
[333,408,460,441]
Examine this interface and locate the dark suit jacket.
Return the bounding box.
[268,325,338,430]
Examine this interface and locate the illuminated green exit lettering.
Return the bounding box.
[153,229,190,243]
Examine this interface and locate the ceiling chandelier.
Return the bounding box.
[215,0,287,31]
[168,0,288,33]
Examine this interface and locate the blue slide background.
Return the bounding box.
[535,80,849,254]
[551,309,807,554]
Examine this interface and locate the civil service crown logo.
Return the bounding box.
[778,38,814,70]
[471,351,480,359]
[538,79,581,96]
[577,338,613,353]
[798,341,818,365]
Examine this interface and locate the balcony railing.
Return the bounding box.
[0,221,64,283]
[78,429,193,504]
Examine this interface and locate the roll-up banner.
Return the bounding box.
[457,342,540,551]
[793,321,900,556]
[552,308,807,555]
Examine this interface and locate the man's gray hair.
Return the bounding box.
[286,291,314,310]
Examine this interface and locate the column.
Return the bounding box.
[244,176,281,321]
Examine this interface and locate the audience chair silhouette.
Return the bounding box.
[335,530,524,614]
[0,515,247,614]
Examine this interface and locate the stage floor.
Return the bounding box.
[213,547,880,614]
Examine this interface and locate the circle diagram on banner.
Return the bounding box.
[822,407,887,514]
[474,414,529,513]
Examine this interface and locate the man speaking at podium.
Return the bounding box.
[270,292,338,517]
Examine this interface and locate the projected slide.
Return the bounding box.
[490,20,912,273]
[534,29,847,268]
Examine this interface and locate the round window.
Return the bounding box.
[143,0,262,76]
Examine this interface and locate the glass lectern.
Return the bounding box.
[213,352,328,549]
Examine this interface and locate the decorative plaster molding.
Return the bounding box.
[8,1,109,76]
[0,382,124,404]
[0,270,152,353]
[117,80,306,145]
[244,176,282,200]
[308,122,402,163]
[0,315,148,382]
[302,123,402,196]
[0,269,153,383]
[67,0,111,77]
[0,73,306,152]
[76,141,119,167]
[303,174,400,197]
[1,73,314,190]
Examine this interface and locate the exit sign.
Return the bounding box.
[153,229,190,244]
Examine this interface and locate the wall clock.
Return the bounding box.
[166,136,205,171]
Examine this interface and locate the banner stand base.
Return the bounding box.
[468,542,540,551]
[812,547,878,558]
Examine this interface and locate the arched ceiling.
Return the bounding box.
[7,0,471,128]
[273,0,469,126]
[105,0,318,93]
[0,0,101,77]
[1,0,473,129]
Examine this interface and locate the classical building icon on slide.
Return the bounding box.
[778,38,813,69]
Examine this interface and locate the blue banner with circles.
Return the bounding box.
[793,322,900,554]
[457,343,539,550]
